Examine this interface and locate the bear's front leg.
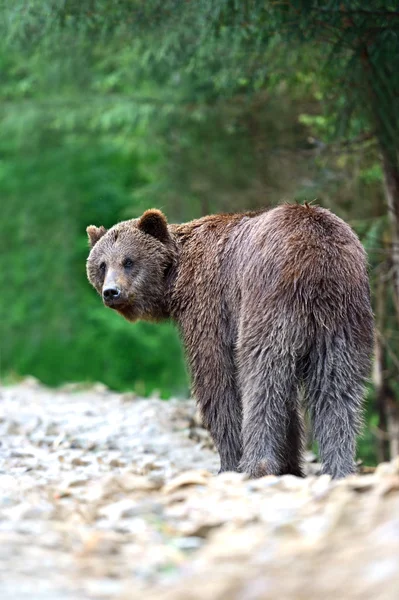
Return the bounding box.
[199,386,243,473]
[187,343,243,473]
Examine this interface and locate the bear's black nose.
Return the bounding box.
[103,286,121,302]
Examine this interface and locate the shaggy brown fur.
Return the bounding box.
[86,204,374,479]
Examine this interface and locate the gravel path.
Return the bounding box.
[0,380,398,600]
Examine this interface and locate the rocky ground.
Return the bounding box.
[0,380,398,600]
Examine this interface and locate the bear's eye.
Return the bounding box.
[99,262,106,274]
[123,258,134,269]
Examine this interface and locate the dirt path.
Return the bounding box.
[0,380,398,600]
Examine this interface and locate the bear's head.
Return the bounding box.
[86,209,176,322]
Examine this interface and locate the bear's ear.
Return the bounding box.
[86,225,107,249]
[137,209,169,243]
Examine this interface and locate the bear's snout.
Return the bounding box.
[102,285,123,307]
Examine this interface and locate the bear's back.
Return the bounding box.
[229,204,369,325]
[234,203,365,278]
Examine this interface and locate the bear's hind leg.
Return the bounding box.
[304,332,369,479]
[237,334,303,478]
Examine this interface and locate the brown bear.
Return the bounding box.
[86,203,374,479]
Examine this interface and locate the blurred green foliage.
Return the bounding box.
[1,1,399,461]
[1,135,187,396]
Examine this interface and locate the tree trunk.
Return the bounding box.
[373,269,390,463]
[346,24,399,461]
[381,150,399,320]
[380,151,399,458]
[387,396,399,458]
[360,45,399,317]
